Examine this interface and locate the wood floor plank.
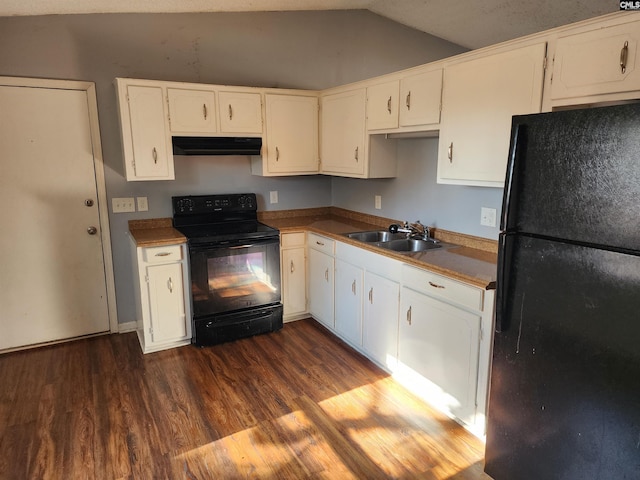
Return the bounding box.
[0,318,489,479]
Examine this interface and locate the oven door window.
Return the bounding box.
[190,239,281,317]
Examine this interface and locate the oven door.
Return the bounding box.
[188,237,281,318]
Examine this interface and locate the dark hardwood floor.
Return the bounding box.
[0,319,490,479]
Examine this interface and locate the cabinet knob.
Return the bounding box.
[87,226,97,235]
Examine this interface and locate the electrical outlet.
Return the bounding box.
[269,191,278,204]
[375,195,382,210]
[112,197,136,213]
[137,197,148,212]
[481,207,497,227]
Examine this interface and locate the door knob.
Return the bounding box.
[84,199,94,207]
[87,226,97,235]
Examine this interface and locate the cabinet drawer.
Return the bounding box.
[307,233,335,255]
[143,245,183,263]
[402,265,483,311]
[281,232,306,248]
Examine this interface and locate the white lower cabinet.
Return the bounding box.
[307,234,335,330]
[281,232,307,321]
[363,271,400,371]
[334,258,364,346]
[398,286,481,425]
[322,240,493,434]
[131,242,192,353]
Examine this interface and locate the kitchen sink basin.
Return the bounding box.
[345,230,405,243]
[377,238,442,252]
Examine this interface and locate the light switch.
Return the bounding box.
[481,207,497,227]
[136,197,148,212]
[112,197,135,213]
[270,191,278,204]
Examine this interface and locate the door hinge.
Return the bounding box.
[148,326,153,335]
[144,275,149,283]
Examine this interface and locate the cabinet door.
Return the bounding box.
[167,88,217,133]
[437,43,546,187]
[126,84,174,180]
[399,69,442,127]
[146,262,188,344]
[320,89,366,176]
[366,80,399,130]
[308,248,335,329]
[334,259,363,346]
[218,91,263,134]
[399,287,481,422]
[282,247,307,318]
[363,272,400,371]
[551,21,640,101]
[265,94,318,174]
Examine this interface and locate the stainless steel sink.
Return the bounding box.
[376,238,442,252]
[345,230,405,242]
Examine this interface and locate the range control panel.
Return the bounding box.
[172,193,257,216]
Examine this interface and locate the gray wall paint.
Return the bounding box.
[331,139,504,237]
[0,11,468,326]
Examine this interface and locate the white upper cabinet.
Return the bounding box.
[167,87,217,134]
[115,79,174,181]
[550,19,640,103]
[217,91,263,134]
[399,68,443,127]
[366,80,400,130]
[320,88,367,176]
[437,43,546,187]
[321,88,397,178]
[258,93,318,175]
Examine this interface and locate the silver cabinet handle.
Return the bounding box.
[276,146,280,161]
[355,146,359,162]
[155,252,171,257]
[87,226,97,235]
[168,277,173,293]
[316,241,325,246]
[620,40,629,74]
[290,260,295,273]
[325,268,329,281]
[228,104,233,120]
[152,147,158,164]
[387,96,392,114]
[406,91,411,110]
[203,103,208,119]
[429,281,445,289]
[352,280,356,295]
[407,306,412,325]
[368,287,373,304]
[447,142,453,163]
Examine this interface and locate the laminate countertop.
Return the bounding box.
[260,208,498,290]
[128,218,186,247]
[127,209,498,290]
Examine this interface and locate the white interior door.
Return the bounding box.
[0,83,111,350]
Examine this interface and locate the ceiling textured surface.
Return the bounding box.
[0,0,619,48]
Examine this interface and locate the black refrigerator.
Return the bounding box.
[485,103,640,479]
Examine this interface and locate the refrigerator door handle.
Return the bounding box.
[501,123,526,231]
[496,233,510,333]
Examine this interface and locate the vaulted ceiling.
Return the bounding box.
[0,0,618,49]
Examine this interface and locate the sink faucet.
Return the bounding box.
[389,221,431,240]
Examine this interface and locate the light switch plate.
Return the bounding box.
[270,191,278,204]
[375,195,382,210]
[112,197,136,213]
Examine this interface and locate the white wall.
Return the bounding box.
[0,11,467,326]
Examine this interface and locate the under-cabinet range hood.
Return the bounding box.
[172,136,262,156]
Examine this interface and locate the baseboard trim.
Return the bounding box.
[118,321,137,333]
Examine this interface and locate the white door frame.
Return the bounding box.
[0,76,118,333]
